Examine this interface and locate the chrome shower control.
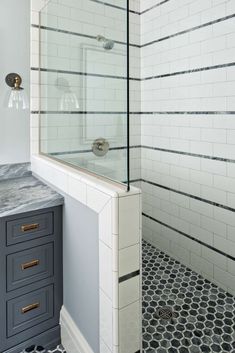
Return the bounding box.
[92,138,109,157]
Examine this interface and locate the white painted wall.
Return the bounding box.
[0,0,30,164]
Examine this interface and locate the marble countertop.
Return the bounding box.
[0,175,64,218]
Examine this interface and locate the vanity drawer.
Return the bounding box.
[7,243,54,291]
[6,212,53,246]
[7,285,54,337]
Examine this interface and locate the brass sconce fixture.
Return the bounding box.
[5,73,29,110]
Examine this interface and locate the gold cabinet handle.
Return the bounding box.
[21,259,40,270]
[21,302,40,314]
[21,223,39,232]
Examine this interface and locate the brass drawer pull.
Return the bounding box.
[21,223,39,232]
[21,259,40,270]
[21,302,40,314]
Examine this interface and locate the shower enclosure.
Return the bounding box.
[33,0,235,353]
[37,0,130,189]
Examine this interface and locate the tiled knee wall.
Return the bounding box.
[139,0,235,295]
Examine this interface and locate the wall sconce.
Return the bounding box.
[5,73,29,110]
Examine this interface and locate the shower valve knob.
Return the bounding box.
[92,138,109,157]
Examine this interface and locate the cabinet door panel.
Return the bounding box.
[7,285,54,337]
[7,243,54,291]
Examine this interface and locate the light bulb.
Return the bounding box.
[8,88,29,110]
[59,91,80,111]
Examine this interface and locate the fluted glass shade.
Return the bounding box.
[8,89,29,110]
[59,91,80,111]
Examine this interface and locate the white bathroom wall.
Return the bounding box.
[140,0,235,295]
[63,195,99,353]
[0,0,30,164]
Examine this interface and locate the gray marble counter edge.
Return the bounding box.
[0,196,64,218]
[0,172,64,218]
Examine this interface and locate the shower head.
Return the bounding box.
[96,35,114,50]
[103,40,115,50]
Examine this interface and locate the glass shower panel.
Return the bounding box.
[39,0,129,187]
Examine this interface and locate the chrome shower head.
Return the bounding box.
[103,40,114,50]
[96,35,114,50]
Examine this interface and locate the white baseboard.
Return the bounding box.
[60,306,94,353]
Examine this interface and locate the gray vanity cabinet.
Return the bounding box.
[0,206,63,353]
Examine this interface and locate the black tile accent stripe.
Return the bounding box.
[140,111,235,114]
[90,0,171,15]
[37,0,167,17]
[90,0,128,11]
[142,145,235,163]
[142,213,235,262]
[142,13,235,48]
[31,58,235,82]
[141,179,235,213]
[119,270,140,283]
[31,110,130,114]
[131,177,235,214]
[50,145,130,156]
[32,24,95,40]
[32,24,140,48]
[143,61,235,80]
[92,0,170,15]
[90,0,140,14]
[34,8,235,50]
[141,0,171,14]
[31,110,235,115]
[129,178,142,184]
[31,67,138,81]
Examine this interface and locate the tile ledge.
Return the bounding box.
[31,154,141,198]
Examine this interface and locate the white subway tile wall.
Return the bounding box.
[140,0,235,295]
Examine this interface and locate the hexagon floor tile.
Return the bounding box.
[48,345,66,353]
[22,345,66,353]
[142,240,235,353]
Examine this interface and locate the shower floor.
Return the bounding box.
[142,240,235,353]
